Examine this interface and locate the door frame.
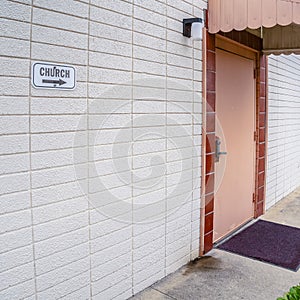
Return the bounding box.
[200,29,268,255]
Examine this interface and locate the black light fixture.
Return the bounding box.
[183,18,203,40]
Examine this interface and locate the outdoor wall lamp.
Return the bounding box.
[183,18,203,41]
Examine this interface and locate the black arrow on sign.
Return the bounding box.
[42,79,66,86]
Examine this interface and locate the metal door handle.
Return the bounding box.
[215,137,227,162]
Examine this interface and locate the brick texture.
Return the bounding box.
[0,0,206,299]
[266,55,300,209]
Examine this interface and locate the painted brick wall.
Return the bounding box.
[266,54,300,209]
[0,0,206,299]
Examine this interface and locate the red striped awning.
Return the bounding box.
[208,0,300,54]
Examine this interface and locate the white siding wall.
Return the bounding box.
[0,0,206,299]
[266,54,300,210]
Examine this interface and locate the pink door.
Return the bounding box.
[214,49,256,242]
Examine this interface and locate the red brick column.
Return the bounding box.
[255,55,267,217]
[204,32,216,253]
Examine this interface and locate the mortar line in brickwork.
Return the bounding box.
[87,1,93,299]
[28,0,38,298]
[131,0,134,296]
[164,0,168,276]
[190,1,195,260]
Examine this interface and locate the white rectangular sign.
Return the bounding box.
[32,62,76,90]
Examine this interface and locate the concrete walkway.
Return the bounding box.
[261,188,300,228]
[131,188,300,300]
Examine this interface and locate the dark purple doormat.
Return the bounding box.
[217,220,300,271]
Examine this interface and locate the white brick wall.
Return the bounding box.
[0,0,205,299]
[266,54,300,209]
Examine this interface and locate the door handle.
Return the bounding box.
[215,136,227,162]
